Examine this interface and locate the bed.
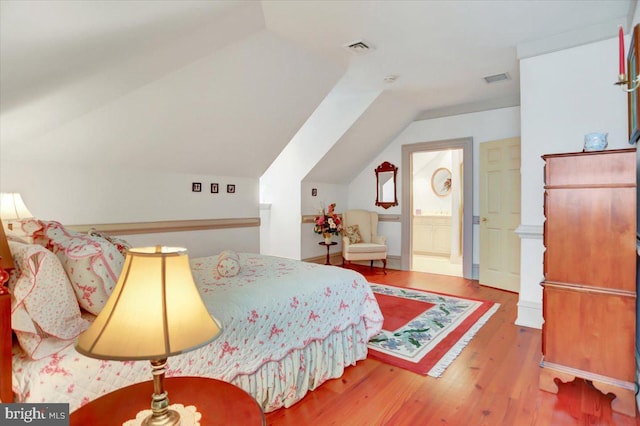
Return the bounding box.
[0,220,383,413]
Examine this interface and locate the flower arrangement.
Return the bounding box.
[314,203,343,236]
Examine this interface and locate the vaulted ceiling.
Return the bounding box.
[0,0,634,183]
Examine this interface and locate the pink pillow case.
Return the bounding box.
[32,221,125,315]
[9,241,90,359]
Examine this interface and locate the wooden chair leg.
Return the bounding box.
[370,260,373,269]
[382,259,387,274]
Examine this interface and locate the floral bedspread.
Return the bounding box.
[12,254,383,412]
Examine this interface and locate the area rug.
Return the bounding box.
[367,283,499,377]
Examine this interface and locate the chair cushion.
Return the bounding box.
[346,243,387,254]
[344,225,363,244]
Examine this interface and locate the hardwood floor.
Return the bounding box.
[265,265,640,426]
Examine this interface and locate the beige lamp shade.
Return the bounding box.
[0,193,34,221]
[76,246,221,360]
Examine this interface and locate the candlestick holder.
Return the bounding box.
[615,73,640,92]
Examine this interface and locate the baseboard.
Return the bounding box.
[303,254,330,264]
[472,263,479,280]
[319,255,402,270]
[386,255,401,270]
[515,300,543,329]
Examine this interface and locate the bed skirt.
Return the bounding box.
[231,319,369,412]
[13,318,371,414]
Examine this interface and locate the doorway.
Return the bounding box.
[401,138,473,278]
[411,149,463,276]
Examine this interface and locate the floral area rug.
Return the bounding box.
[367,283,499,377]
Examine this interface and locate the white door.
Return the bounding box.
[479,137,521,292]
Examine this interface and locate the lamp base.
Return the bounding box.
[125,404,201,426]
[143,359,181,426]
[142,408,180,426]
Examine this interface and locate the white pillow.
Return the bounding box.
[9,241,90,359]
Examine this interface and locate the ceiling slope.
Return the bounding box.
[266,0,632,184]
[262,0,631,117]
[0,1,266,146]
[305,90,417,184]
[3,30,344,177]
[1,1,635,186]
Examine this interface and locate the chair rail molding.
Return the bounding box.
[67,217,260,236]
[515,224,543,240]
[302,214,400,224]
[378,214,401,222]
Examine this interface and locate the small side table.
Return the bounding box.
[70,377,265,426]
[318,241,338,265]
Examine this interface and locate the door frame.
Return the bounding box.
[401,137,473,278]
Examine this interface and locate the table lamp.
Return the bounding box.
[76,246,222,426]
[0,193,34,233]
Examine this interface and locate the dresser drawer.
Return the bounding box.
[541,283,635,381]
[543,149,636,187]
[544,187,636,291]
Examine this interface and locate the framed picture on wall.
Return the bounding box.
[628,24,640,145]
[431,167,452,197]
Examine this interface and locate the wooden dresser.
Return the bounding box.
[540,148,637,417]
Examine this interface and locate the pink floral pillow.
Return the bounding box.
[88,228,131,257]
[8,241,91,359]
[216,250,240,277]
[35,221,125,315]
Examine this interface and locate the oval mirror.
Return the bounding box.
[375,162,398,209]
[431,167,452,197]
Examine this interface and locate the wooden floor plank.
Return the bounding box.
[264,265,639,425]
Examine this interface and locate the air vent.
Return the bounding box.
[344,40,374,55]
[483,73,510,84]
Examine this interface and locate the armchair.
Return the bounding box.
[341,210,387,273]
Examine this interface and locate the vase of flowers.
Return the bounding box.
[314,203,343,243]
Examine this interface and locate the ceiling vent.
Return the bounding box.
[483,73,510,84]
[344,40,374,55]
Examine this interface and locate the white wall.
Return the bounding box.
[348,106,521,267]
[0,161,260,257]
[260,81,381,260]
[300,181,347,260]
[518,35,627,328]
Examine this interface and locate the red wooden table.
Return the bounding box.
[70,377,265,425]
